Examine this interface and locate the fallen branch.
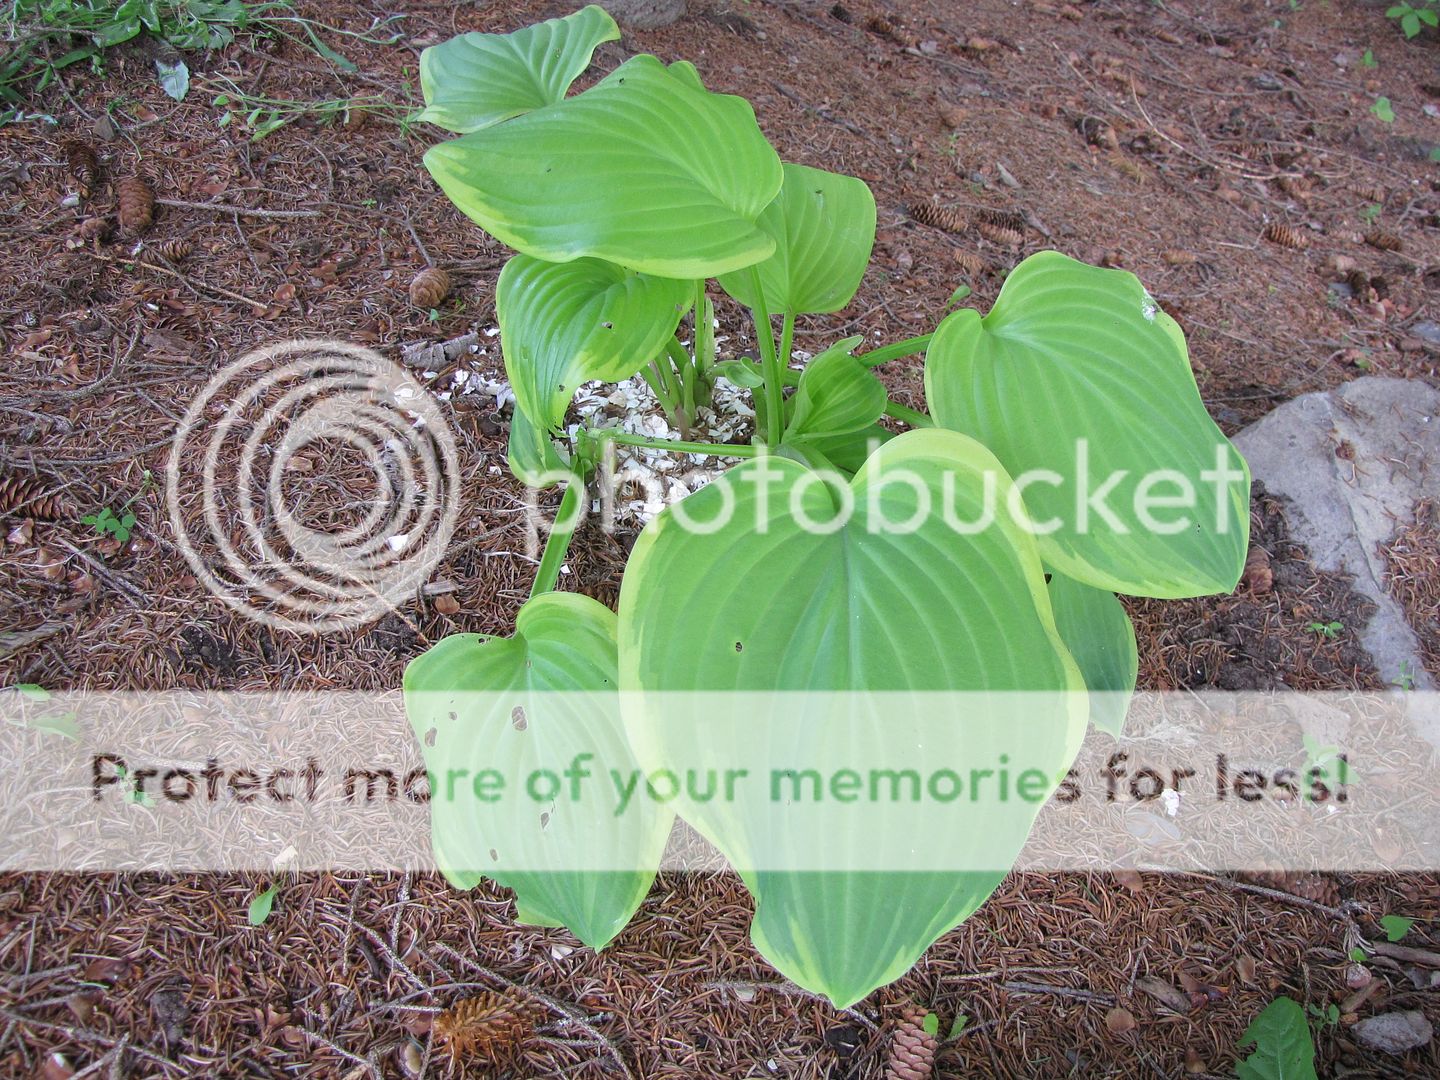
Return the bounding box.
[156,198,321,219]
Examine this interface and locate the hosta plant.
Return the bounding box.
[404,5,1250,1008]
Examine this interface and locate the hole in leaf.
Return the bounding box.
[734,641,743,652]
[511,706,527,732]
[424,727,436,747]
[489,848,499,862]
[540,811,550,830]
[1044,573,1052,584]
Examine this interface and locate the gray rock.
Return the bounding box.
[1411,321,1440,347]
[594,0,686,30]
[1232,379,1440,737]
[1353,1011,1433,1055]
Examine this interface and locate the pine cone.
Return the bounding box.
[863,14,917,47]
[1244,871,1341,907]
[433,989,542,1066]
[885,1003,938,1080]
[117,176,155,233]
[153,239,193,262]
[0,472,72,520]
[953,251,986,277]
[978,221,1024,247]
[1076,116,1119,150]
[908,203,967,234]
[1364,230,1403,253]
[77,217,112,243]
[1262,222,1307,249]
[972,208,1026,232]
[408,267,452,308]
[1346,268,1375,302]
[65,140,99,198]
[1162,250,1199,266]
[1352,184,1386,204]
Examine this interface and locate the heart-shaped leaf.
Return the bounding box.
[416,6,620,133]
[717,163,876,314]
[498,254,691,434]
[424,55,783,278]
[1047,572,1137,736]
[507,404,569,488]
[618,431,1086,1005]
[404,592,671,949]
[786,424,894,475]
[925,251,1250,599]
[785,336,884,439]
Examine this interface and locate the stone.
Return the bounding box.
[594,0,686,30]
[1231,378,1440,738]
[1353,1010,1433,1055]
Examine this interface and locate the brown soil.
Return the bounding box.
[2,0,1439,1075]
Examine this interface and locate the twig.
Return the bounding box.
[155,198,321,219]
[87,253,268,312]
[0,1008,180,1072]
[55,540,148,605]
[998,980,1115,1005]
[1370,941,1440,968]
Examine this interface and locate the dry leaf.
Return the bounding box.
[1135,975,1191,1014]
[1234,954,1258,986]
[1105,1006,1137,1035]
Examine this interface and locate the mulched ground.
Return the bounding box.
[2,0,1439,1075]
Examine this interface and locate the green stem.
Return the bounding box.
[643,361,682,421]
[885,401,934,428]
[665,337,696,433]
[529,474,584,600]
[694,281,714,372]
[779,311,796,376]
[858,334,933,368]
[583,428,760,458]
[748,268,785,447]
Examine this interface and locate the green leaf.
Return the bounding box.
[717,163,876,314]
[1371,96,1395,123]
[1046,572,1137,736]
[1420,8,1439,26]
[618,429,1086,1006]
[507,404,569,488]
[154,59,189,102]
[27,712,79,741]
[1235,998,1318,1080]
[416,6,620,132]
[300,23,357,72]
[425,55,782,279]
[666,59,705,91]
[11,684,50,702]
[785,336,885,439]
[93,18,142,48]
[1380,914,1415,942]
[922,1012,940,1036]
[404,593,671,948]
[949,1013,969,1040]
[925,251,1250,599]
[248,884,278,926]
[786,424,894,475]
[497,254,690,433]
[713,359,766,389]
